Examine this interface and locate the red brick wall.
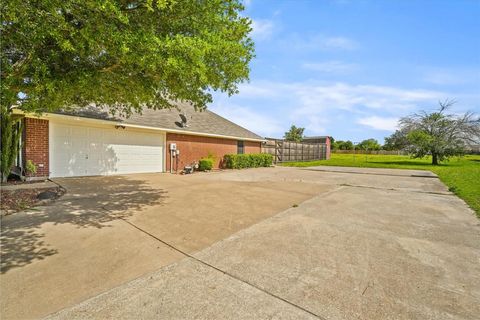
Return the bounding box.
[166,133,261,172]
[23,118,49,178]
[326,136,331,160]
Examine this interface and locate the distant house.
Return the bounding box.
[13,102,264,178]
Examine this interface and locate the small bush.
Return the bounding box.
[198,158,214,171]
[223,153,273,169]
[25,160,37,175]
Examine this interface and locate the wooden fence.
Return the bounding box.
[262,139,329,163]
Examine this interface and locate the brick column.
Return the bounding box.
[326,136,331,160]
[23,118,49,178]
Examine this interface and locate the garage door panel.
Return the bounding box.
[50,122,164,177]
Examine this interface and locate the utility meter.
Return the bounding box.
[170,143,177,151]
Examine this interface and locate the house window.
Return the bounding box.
[237,141,244,154]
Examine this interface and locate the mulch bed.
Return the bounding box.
[1,187,65,216]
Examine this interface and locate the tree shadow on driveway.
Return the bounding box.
[1,175,168,273]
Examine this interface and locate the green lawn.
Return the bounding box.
[282,153,480,217]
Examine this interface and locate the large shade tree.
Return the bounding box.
[1,0,254,181]
[2,0,254,114]
[398,100,480,165]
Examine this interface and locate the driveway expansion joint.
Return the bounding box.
[339,183,453,196]
[118,216,326,320]
[302,167,438,178]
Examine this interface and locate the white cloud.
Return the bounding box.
[236,81,442,113]
[250,19,275,40]
[211,80,452,138]
[357,116,399,131]
[302,61,358,73]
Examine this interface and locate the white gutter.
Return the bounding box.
[14,110,266,143]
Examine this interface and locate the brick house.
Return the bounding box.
[14,102,264,179]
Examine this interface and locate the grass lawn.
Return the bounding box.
[282,153,480,217]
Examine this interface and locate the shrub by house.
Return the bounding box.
[223,153,273,169]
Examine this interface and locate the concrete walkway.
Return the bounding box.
[2,167,479,319]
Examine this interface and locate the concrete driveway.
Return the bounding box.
[1,166,479,319]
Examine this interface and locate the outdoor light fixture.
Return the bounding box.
[115,125,126,130]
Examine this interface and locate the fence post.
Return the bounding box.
[274,140,277,164]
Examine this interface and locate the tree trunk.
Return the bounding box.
[432,153,438,165]
[1,108,23,182]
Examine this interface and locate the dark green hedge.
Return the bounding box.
[223,153,273,169]
[198,158,214,171]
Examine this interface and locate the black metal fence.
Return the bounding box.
[262,139,329,163]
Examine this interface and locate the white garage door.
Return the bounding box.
[50,121,164,177]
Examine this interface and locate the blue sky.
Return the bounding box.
[211,0,480,143]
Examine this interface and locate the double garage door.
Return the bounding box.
[49,121,164,177]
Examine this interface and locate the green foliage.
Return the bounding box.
[206,151,217,161]
[198,158,214,171]
[284,125,304,142]
[25,159,37,175]
[357,138,381,151]
[383,129,409,151]
[399,100,480,165]
[333,140,354,150]
[282,153,480,218]
[329,137,335,146]
[2,0,254,115]
[223,153,273,169]
[1,108,22,182]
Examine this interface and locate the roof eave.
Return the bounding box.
[16,110,266,142]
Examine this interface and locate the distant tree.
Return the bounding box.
[399,100,480,165]
[383,129,410,151]
[329,136,335,146]
[332,141,340,149]
[357,138,381,151]
[334,140,353,150]
[284,125,305,142]
[342,140,354,150]
[332,139,339,150]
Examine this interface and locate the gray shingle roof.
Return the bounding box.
[55,102,263,141]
